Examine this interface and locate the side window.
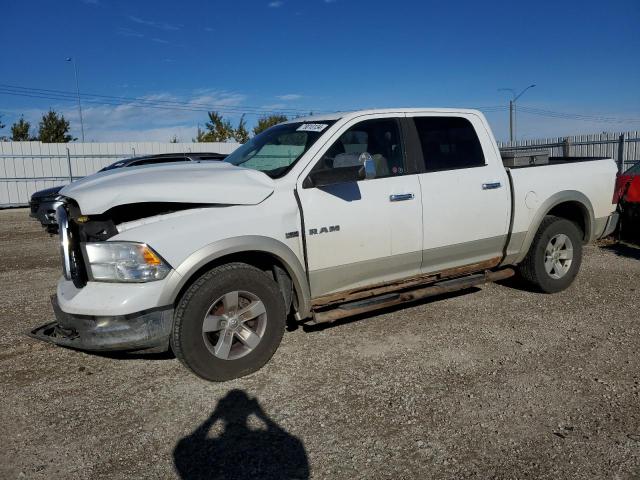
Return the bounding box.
[413,117,485,171]
[309,118,405,184]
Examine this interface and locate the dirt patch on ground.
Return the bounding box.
[1,208,639,479]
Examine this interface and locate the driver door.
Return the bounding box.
[297,116,423,298]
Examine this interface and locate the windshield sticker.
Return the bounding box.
[297,123,328,132]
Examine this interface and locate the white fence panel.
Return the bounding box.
[0,141,240,207]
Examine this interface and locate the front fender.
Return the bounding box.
[157,235,311,319]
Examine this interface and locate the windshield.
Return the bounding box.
[224,121,335,178]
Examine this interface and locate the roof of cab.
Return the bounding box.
[285,108,484,124]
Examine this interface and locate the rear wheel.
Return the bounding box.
[518,215,583,293]
[172,263,286,381]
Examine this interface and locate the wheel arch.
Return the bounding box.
[159,236,311,319]
[515,190,595,264]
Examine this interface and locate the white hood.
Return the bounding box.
[60,162,275,215]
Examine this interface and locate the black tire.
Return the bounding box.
[517,215,583,293]
[172,262,286,382]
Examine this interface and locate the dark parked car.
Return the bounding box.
[30,152,227,233]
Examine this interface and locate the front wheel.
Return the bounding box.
[172,263,286,381]
[518,215,583,293]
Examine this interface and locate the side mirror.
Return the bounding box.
[358,152,376,180]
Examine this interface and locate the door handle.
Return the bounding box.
[389,193,415,202]
[482,182,502,190]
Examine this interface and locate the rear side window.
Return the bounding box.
[413,117,485,171]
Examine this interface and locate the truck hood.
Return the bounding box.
[60,162,275,214]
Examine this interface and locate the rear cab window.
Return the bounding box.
[412,117,485,171]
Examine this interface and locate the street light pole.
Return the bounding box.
[509,99,514,143]
[499,84,536,143]
[66,57,85,142]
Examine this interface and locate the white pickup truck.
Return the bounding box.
[32,109,619,381]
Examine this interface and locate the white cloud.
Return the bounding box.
[190,90,247,107]
[116,27,144,38]
[127,15,181,31]
[152,38,169,44]
[87,125,199,143]
[268,1,284,7]
[80,0,100,4]
[277,94,302,101]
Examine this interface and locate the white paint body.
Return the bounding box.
[55,109,618,318]
[60,161,274,214]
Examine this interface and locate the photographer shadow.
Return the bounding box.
[173,389,309,480]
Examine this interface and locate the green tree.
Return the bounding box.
[234,115,249,143]
[37,110,75,143]
[195,111,234,142]
[0,114,5,130]
[253,114,288,135]
[169,134,179,143]
[11,117,33,141]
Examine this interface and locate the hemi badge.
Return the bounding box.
[285,231,300,239]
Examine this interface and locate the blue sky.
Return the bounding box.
[1,0,639,142]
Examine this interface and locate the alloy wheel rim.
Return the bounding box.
[544,233,574,279]
[202,290,267,360]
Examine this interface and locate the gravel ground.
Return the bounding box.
[1,208,639,479]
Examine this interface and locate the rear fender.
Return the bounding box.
[513,191,595,264]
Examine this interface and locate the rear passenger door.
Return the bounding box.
[405,113,510,274]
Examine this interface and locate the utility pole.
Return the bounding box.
[499,84,536,143]
[66,57,85,142]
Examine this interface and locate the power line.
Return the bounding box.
[0,84,508,116]
[473,106,509,112]
[0,84,321,115]
[3,83,637,125]
[0,88,259,116]
[0,84,326,116]
[517,105,640,124]
[0,85,509,119]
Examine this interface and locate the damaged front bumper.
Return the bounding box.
[30,296,173,352]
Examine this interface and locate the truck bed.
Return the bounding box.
[504,156,617,264]
[505,156,610,169]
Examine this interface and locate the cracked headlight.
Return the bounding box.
[83,242,171,282]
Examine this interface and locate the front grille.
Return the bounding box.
[56,205,73,280]
[56,205,87,288]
